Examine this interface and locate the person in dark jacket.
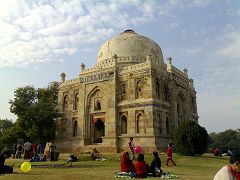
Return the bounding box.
[0,148,13,174]
[149,151,163,177]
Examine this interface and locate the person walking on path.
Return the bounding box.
[166,143,176,166]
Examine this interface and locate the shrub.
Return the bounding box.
[174,121,208,156]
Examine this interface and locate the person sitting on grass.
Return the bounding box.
[135,153,148,178]
[214,152,240,180]
[0,148,13,174]
[91,148,106,161]
[149,151,163,177]
[67,154,78,166]
[121,152,136,173]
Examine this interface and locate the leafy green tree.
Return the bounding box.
[209,129,240,152]
[0,118,14,150]
[0,118,13,134]
[8,82,58,144]
[174,120,208,156]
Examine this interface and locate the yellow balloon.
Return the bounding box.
[21,162,31,173]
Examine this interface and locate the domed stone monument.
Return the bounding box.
[55,30,198,153]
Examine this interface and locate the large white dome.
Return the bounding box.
[97,30,164,64]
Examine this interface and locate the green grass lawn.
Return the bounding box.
[1,153,228,180]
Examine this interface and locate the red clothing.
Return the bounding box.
[167,147,172,158]
[121,152,135,172]
[227,165,240,180]
[236,173,240,180]
[166,146,176,166]
[32,143,38,153]
[135,161,147,178]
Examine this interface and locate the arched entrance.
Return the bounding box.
[86,87,106,145]
[90,112,105,143]
[93,118,105,143]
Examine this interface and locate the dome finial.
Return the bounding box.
[122,29,137,34]
[61,73,66,82]
[80,63,85,71]
[183,68,188,75]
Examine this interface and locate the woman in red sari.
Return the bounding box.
[121,152,136,173]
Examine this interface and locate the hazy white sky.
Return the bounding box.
[0,0,239,133]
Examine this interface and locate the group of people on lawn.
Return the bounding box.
[12,141,45,160]
[0,140,57,174]
[1,137,240,179]
[120,137,176,178]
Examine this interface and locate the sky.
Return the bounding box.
[0,0,239,133]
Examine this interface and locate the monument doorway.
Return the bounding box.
[91,113,105,143]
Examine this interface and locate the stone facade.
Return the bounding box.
[55,30,198,153]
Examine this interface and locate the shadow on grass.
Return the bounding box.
[27,163,103,169]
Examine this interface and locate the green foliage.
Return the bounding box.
[6,82,59,144]
[174,120,208,156]
[0,118,13,134]
[209,129,240,152]
[0,118,14,150]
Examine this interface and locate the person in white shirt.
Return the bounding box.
[23,142,32,159]
[213,153,240,180]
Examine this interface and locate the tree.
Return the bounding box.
[209,129,240,152]
[8,82,58,144]
[174,120,208,156]
[0,118,13,134]
[0,118,14,150]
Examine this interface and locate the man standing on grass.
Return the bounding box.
[128,137,135,160]
[214,153,240,180]
[23,141,32,159]
[49,140,56,161]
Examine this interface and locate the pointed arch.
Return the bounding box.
[163,85,170,102]
[136,80,144,99]
[61,119,67,137]
[121,82,127,100]
[121,115,128,134]
[176,91,186,124]
[136,112,144,134]
[86,86,104,112]
[73,120,78,137]
[73,93,79,110]
[63,94,68,111]
[95,100,101,111]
